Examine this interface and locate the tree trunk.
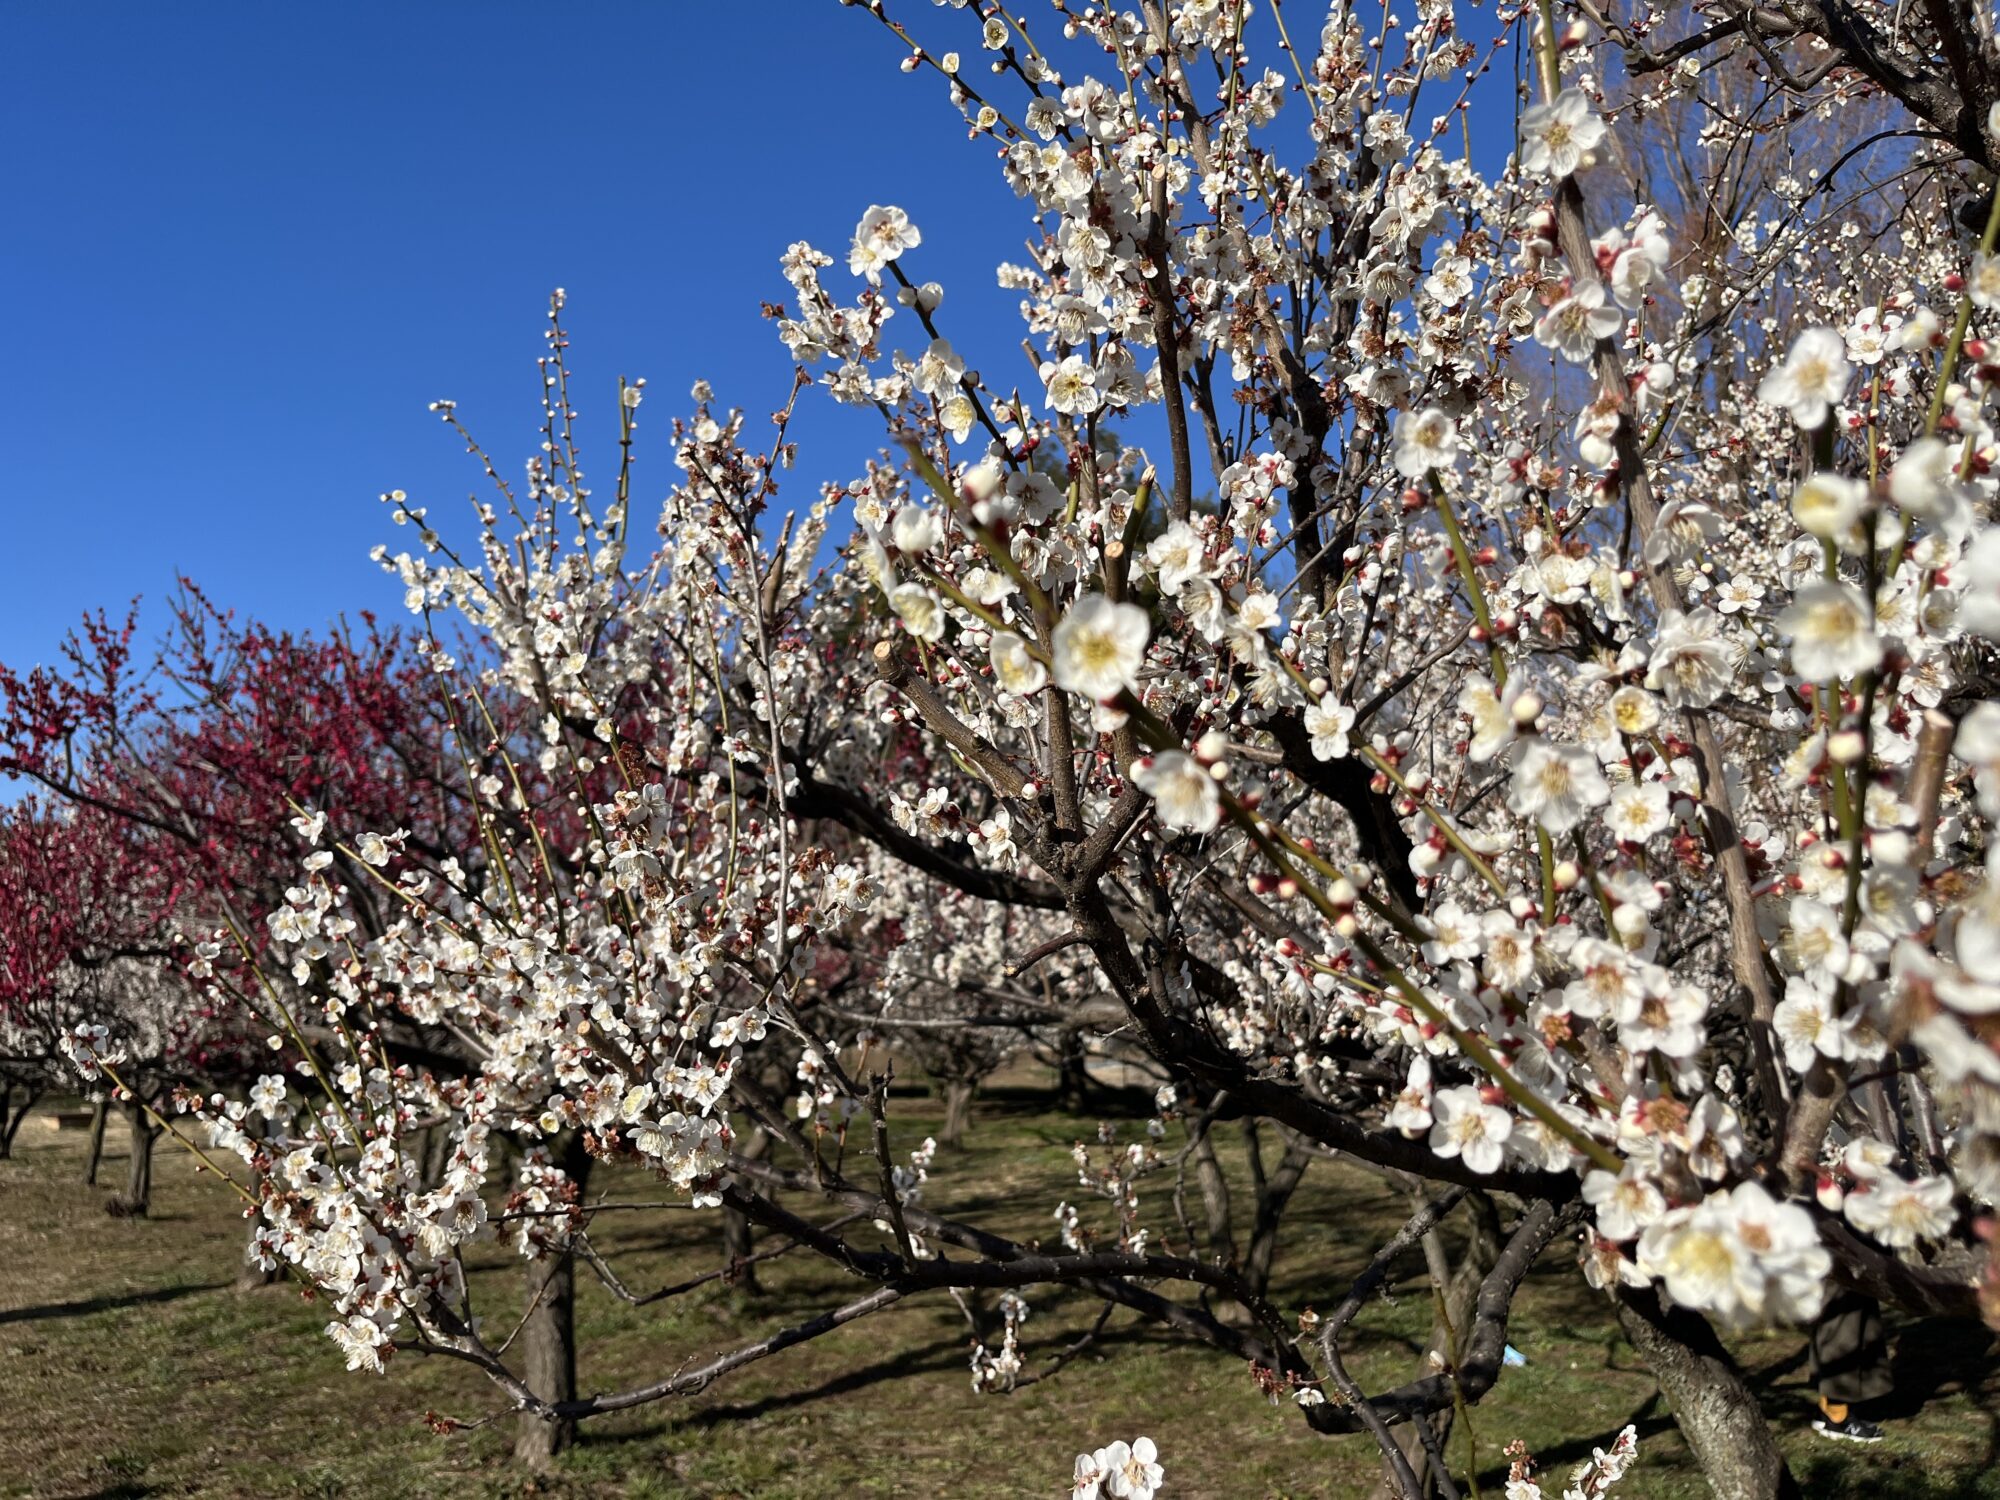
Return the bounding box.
[110,1098,154,1217]
[940,1078,977,1149]
[0,1084,35,1160]
[84,1098,108,1186]
[1055,1028,1092,1114]
[721,1196,759,1290]
[722,1125,768,1294]
[1360,1192,1502,1500]
[3,1087,39,1156]
[1188,1115,1237,1264]
[1241,1120,1311,1300]
[421,1122,452,1189]
[514,1136,592,1469]
[1616,1286,1799,1500]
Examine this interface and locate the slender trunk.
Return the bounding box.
[722,1126,769,1294]
[940,1078,976,1149]
[514,1137,592,1469]
[3,1087,39,1155]
[84,1098,108,1186]
[1367,1192,1500,1500]
[1241,1121,1311,1300]
[113,1098,154,1216]
[1616,1285,1799,1500]
[1055,1028,1092,1114]
[1188,1116,1236,1264]
[0,1084,36,1160]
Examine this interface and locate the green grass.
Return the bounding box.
[1,1091,1994,1498]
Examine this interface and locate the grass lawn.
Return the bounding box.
[0,1089,1994,1499]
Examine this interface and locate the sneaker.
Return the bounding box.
[1813,1413,1885,1444]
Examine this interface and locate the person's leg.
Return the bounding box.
[1811,1291,1891,1441]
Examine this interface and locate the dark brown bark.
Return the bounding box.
[1054,1027,1092,1115]
[720,1196,760,1295]
[1616,1286,1799,1500]
[83,1097,108,1186]
[514,1135,592,1469]
[722,1125,769,1295]
[0,1084,34,1159]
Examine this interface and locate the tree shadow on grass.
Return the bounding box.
[576,1337,972,1449]
[582,1324,1176,1450]
[0,1279,224,1326]
[1874,1316,2000,1424]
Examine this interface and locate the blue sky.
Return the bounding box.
[1,4,1036,672]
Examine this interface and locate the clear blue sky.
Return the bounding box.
[1,4,1036,672]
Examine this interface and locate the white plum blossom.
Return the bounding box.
[1051,594,1149,700]
[1096,1437,1163,1500]
[1041,354,1103,415]
[1843,1172,1955,1248]
[1392,407,1459,477]
[1131,751,1221,835]
[1637,1181,1830,1329]
[1144,521,1207,595]
[1778,581,1882,681]
[1583,1164,1666,1242]
[1757,327,1849,428]
[889,503,943,556]
[1968,251,2000,309]
[1535,282,1621,364]
[1519,89,1606,178]
[848,204,920,282]
[890,583,948,642]
[1429,1085,1513,1174]
[1508,741,1611,834]
[1645,608,1736,708]
[1605,782,1671,843]
[990,631,1048,696]
[1303,697,1356,760]
[1790,474,1868,544]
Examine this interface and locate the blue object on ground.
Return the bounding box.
[1503,1344,1528,1367]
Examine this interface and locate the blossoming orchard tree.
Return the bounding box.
[45,0,2000,1495]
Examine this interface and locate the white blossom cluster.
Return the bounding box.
[71,0,2000,1451]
